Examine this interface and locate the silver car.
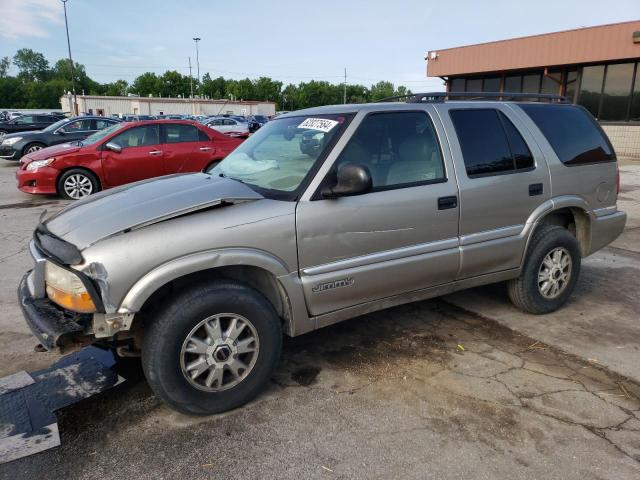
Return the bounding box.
[18,94,626,414]
[204,116,250,138]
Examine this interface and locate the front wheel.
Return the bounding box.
[507,225,581,314]
[57,168,100,200]
[142,281,282,415]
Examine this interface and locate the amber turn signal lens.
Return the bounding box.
[46,284,96,313]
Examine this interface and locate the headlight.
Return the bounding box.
[45,261,96,313]
[2,136,22,145]
[26,158,55,171]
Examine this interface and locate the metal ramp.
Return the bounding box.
[0,347,124,464]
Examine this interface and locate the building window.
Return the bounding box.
[564,69,578,102]
[599,63,635,121]
[466,78,482,92]
[522,73,541,93]
[504,75,522,93]
[632,63,640,121]
[450,78,465,92]
[578,65,605,117]
[541,70,562,95]
[483,77,501,92]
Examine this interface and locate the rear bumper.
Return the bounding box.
[18,272,89,350]
[16,166,58,195]
[589,209,627,254]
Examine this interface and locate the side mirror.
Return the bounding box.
[105,142,122,153]
[322,164,372,199]
[55,129,65,135]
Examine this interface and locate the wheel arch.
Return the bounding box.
[118,249,309,336]
[22,141,47,156]
[524,196,592,260]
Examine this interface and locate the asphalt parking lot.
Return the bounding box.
[0,160,639,479]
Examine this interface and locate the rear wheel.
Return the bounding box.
[57,168,100,200]
[507,225,581,314]
[142,281,282,415]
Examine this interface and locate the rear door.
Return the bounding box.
[437,104,550,278]
[296,107,460,317]
[100,124,164,186]
[161,123,217,173]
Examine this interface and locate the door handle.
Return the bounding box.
[199,146,212,151]
[149,150,162,156]
[529,183,544,196]
[437,195,458,210]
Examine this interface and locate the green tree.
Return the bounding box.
[0,77,26,107]
[254,77,282,102]
[103,79,128,96]
[13,48,50,82]
[158,70,191,98]
[370,81,395,102]
[0,57,10,78]
[129,72,160,97]
[201,73,226,99]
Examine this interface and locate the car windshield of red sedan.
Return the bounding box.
[209,114,350,195]
[80,122,126,146]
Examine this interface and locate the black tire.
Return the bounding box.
[57,168,100,200]
[508,224,581,314]
[22,142,46,156]
[142,281,282,415]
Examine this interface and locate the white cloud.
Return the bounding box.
[0,0,62,40]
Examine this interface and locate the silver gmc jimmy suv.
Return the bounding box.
[19,93,626,414]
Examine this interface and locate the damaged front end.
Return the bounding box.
[18,233,120,354]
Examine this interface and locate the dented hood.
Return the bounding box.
[44,173,263,249]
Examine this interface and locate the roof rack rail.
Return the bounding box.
[376,92,569,103]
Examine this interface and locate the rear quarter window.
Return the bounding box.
[519,104,615,166]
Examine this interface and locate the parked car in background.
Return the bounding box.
[0,116,121,160]
[122,114,156,122]
[0,114,66,138]
[17,119,243,200]
[204,116,250,138]
[15,94,626,415]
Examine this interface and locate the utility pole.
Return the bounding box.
[193,37,201,94]
[188,57,195,115]
[343,67,347,104]
[61,0,77,115]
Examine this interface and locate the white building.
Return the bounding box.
[60,95,276,118]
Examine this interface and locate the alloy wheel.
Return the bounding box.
[180,313,259,392]
[26,145,43,154]
[537,247,572,299]
[63,173,93,199]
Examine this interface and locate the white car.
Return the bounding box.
[204,117,250,138]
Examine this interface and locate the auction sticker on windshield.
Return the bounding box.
[298,118,339,132]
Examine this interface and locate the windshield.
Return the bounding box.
[209,113,351,198]
[43,118,69,132]
[80,122,125,146]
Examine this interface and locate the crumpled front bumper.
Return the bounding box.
[18,272,91,351]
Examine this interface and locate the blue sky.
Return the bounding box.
[0,0,638,91]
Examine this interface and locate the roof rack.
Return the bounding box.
[377,92,569,103]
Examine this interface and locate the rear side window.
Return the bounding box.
[198,128,210,142]
[165,124,199,143]
[519,104,615,165]
[450,109,534,177]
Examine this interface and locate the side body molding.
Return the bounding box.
[118,248,311,335]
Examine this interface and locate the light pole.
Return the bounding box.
[193,37,201,95]
[61,0,77,115]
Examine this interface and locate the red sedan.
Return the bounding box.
[16,120,243,200]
